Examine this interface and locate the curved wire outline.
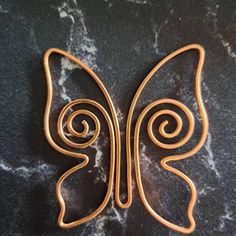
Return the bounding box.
[127,44,208,234]
[44,48,132,209]
[43,44,208,233]
[44,49,119,228]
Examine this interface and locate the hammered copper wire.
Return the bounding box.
[43,44,208,234]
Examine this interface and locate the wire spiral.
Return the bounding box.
[57,100,100,149]
[145,99,194,150]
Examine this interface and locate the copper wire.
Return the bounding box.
[44,49,118,228]
[43,44,208,233]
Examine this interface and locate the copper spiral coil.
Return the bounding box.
[43,44,208,234]
[57,101,100,149]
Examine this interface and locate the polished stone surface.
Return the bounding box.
[0,0,236,235]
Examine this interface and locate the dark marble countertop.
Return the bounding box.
[0,0,236,235]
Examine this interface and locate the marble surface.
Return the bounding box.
[0,0,236,235]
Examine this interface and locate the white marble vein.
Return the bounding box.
[206,1,236,62]
[53,0,98,102]
[0,160,54,181]
[81,129,109,183]
[29,28,41,54]
[152,9,173,55]
[116,107,125,123]
[140,142,161,172]
[218,205,234,231]
[169,72,181,88]
[202,80,221,110]
[0,5,8,13]
[220,39,236,61]
[104,0,113,8]
[91,138,108,183]
[203,132,221,178]
[127,0,148,5]
[197,184,215,196]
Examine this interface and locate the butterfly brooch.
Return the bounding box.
[43,44,208,234]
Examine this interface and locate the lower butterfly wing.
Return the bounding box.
[127,44,208,234]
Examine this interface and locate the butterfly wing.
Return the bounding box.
[43,48,118,228]
[127,44,208,234]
